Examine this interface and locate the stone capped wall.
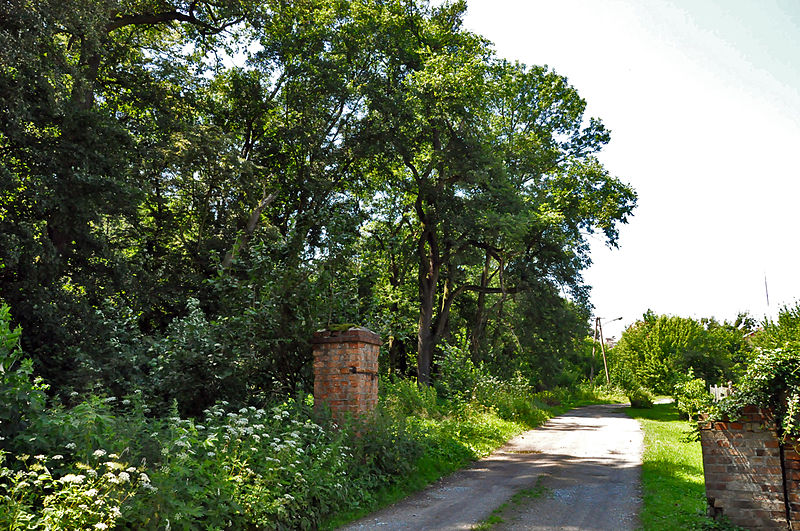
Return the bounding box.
[699,406,799,530]
[312,327,381,423]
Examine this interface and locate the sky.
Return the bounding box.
[462,0,800,339]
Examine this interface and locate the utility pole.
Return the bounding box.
[598,319,610,385]
[593,316,622,386]
[590,317,600,383]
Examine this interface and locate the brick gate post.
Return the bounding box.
[312,327,382,423]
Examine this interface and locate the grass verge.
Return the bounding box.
[625,402,743,530]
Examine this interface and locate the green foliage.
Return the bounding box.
[0,451,150,530]
[381,377,441,419]
[715,346,800,440]
[435,340,481,401]
[709,303,800,440]
[626,386,654,409]
[610,312,749,395]
[673,369,712,421]
[0,303,47,445]
[751,303,800,350]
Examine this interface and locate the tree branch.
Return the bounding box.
[106,10,242,35]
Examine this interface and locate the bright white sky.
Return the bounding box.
[463,0,800,339]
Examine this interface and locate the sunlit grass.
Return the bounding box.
[626,402,741,530]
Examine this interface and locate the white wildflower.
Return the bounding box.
[52,455,63,460]
[94,523,108,530]
[85,488,99,497]
[60,474,86,484]
[65,442,77,450]
[118,472,130,483]
[93,449,107,457]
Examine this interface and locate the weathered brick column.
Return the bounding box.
[699,406,790,529]
[785,440,800,529]
[312,327,381,423]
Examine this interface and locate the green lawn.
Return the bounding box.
[625,402,741,530]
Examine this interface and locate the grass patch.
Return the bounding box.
[472,475,550,530]
[625,402,743,530]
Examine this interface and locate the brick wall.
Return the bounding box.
[786,440,800,528]
[312,327,381,423]
[699,406,798,530]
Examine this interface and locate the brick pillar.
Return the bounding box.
[699,406,789,529]
[312,327,381,423]
[785,439,800,529]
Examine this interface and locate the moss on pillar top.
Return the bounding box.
[325,323,359,332]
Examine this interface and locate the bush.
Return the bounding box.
[381,377,440,418]
[673,369,712,421]
[715,346,800,440]
[0,303,47,446]
[627,387,654,409]
[434,342,480,401]
[610,312,747,395]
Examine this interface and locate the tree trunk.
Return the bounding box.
[416,225,439,386]
[470,252,492,361]
[221,189,277,269]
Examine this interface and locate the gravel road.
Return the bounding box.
[338,403,643,530]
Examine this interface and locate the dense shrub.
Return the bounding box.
[714,346,800,441]
[609,311,749,395]
[381,377,441,418]
[626,386,654,409]
[0,303,47,445]
[708,304,800,441]
[434,342,480,401]
[673,369,712,421]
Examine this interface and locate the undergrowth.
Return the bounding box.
[1,303,620,530]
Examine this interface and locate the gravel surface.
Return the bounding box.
[338,404,643,530]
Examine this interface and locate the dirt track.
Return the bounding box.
[339,404,643,530]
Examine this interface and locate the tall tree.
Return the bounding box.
[365,4,635,384]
